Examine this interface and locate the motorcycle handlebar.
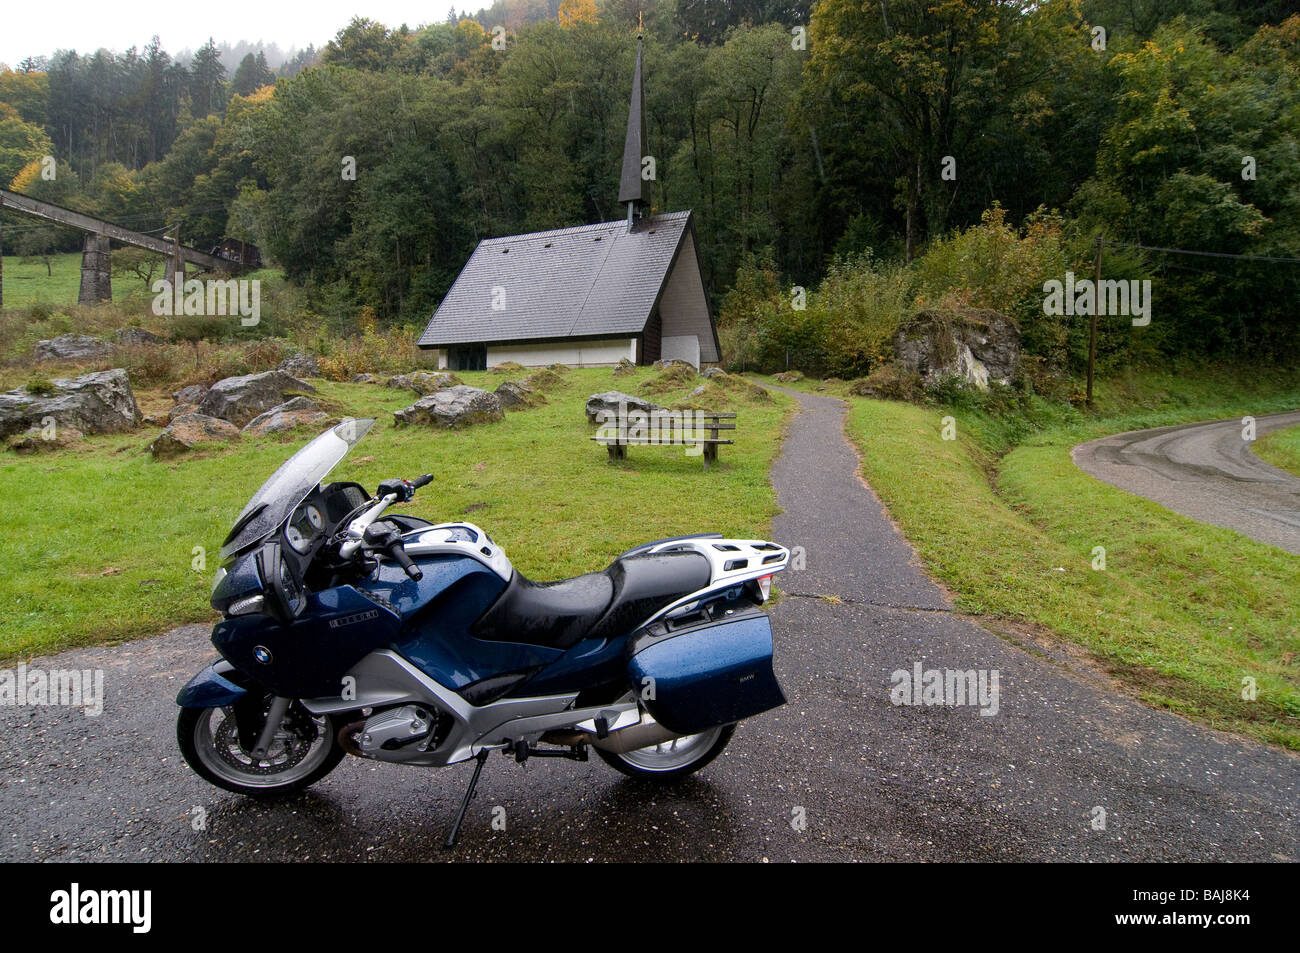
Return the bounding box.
[410,473,433,490]
[389,541,423,581]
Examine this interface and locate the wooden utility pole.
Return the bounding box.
[1086,233,1102,407]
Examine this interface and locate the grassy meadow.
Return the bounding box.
[0,363,792,661]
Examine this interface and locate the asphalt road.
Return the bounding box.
[1072,410,1300,555]
[2,391,1296,861]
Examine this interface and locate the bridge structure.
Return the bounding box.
[0,188,239,309]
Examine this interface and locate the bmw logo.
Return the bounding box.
[253,646,273,664]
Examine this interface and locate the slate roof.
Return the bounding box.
[418,210,697,349]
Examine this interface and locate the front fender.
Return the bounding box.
[176,659,249,708]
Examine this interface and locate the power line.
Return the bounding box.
[1107,240,1300,265]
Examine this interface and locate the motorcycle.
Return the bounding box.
[176,418,791,845]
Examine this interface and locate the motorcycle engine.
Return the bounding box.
[356,704,447,759]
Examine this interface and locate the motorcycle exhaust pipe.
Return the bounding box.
[589,719,682,755]
[541,720,682,753]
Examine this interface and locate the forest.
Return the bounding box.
[2,0,1298,382]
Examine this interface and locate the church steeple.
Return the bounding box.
[618,21,648,225]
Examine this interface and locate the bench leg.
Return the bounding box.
[704,442,717,466]
[607,443,626,462]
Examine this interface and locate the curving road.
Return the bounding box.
[1072,410,1300,555]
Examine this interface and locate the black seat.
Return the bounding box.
[471,551,712,649]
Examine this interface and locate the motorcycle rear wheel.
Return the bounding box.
[595,724,735,781]
[177,702,345,797]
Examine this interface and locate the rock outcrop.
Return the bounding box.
[494,379,545,410]
[388,371,462,395]
[241,397,329,436]
[150,413,241,457]
[0,369,139,438]
[196,371,316,428]
[393,386,504,429]
[585,391,661,424]
[34,334,112,362]
[894,308,1020,390]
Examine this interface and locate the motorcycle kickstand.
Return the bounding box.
[443,749,490,850]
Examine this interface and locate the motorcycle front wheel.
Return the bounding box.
[595,724,735,781]
[177,701,345,797]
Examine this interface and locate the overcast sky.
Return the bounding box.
[2,1,460,67]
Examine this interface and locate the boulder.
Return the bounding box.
[894,308,1020,391]
[393,386,504,429]
[612,358,636,377]
[278,352,320,377]
[494,379,545,410]
[585,391,661,424]
[197,371,317,428]
[351,373,384,384]
[7,423,83,453]
[388,371,462,395]
[112,327,166,346]
[34,334,112,362]
[773,370,804,383]
[0,369,139,438]
[150,413,241,457]
[701,367,728,379]
[172,384,207,405]
[241,397,329,436]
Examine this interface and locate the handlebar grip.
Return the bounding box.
[410,473,433,489]
[389,542,423,581]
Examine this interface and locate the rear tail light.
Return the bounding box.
[756,575,772,602]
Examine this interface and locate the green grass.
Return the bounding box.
[0,366,792,662]
[776,364,1300,748]
[1,252,159,308]
[1254,423,1300,478]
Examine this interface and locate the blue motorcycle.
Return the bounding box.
[176,419,790,844]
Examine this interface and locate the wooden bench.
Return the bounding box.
[591,410,736,467]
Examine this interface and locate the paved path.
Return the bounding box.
[1072,411,1300,554]
[1,391,1296,861]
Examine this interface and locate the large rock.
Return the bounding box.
[278,352,320,378]
[241,397,329,436]
[585,391,661,424]
[7,423,84,453]
[388,371,462,395]
[34,334,112,362]
[172,384,207,405]
[0,368,139,438]
[112,327,166,346]
[894,308,1020,391]
[494,379,545,410]
[150,413,241,458]
[393,386,504,429]
[197,371,316,428]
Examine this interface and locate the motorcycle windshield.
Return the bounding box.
[220,417,375,559]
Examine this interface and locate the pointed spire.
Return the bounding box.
[618,28,648,218]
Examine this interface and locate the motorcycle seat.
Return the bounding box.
[471,551,712,650]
